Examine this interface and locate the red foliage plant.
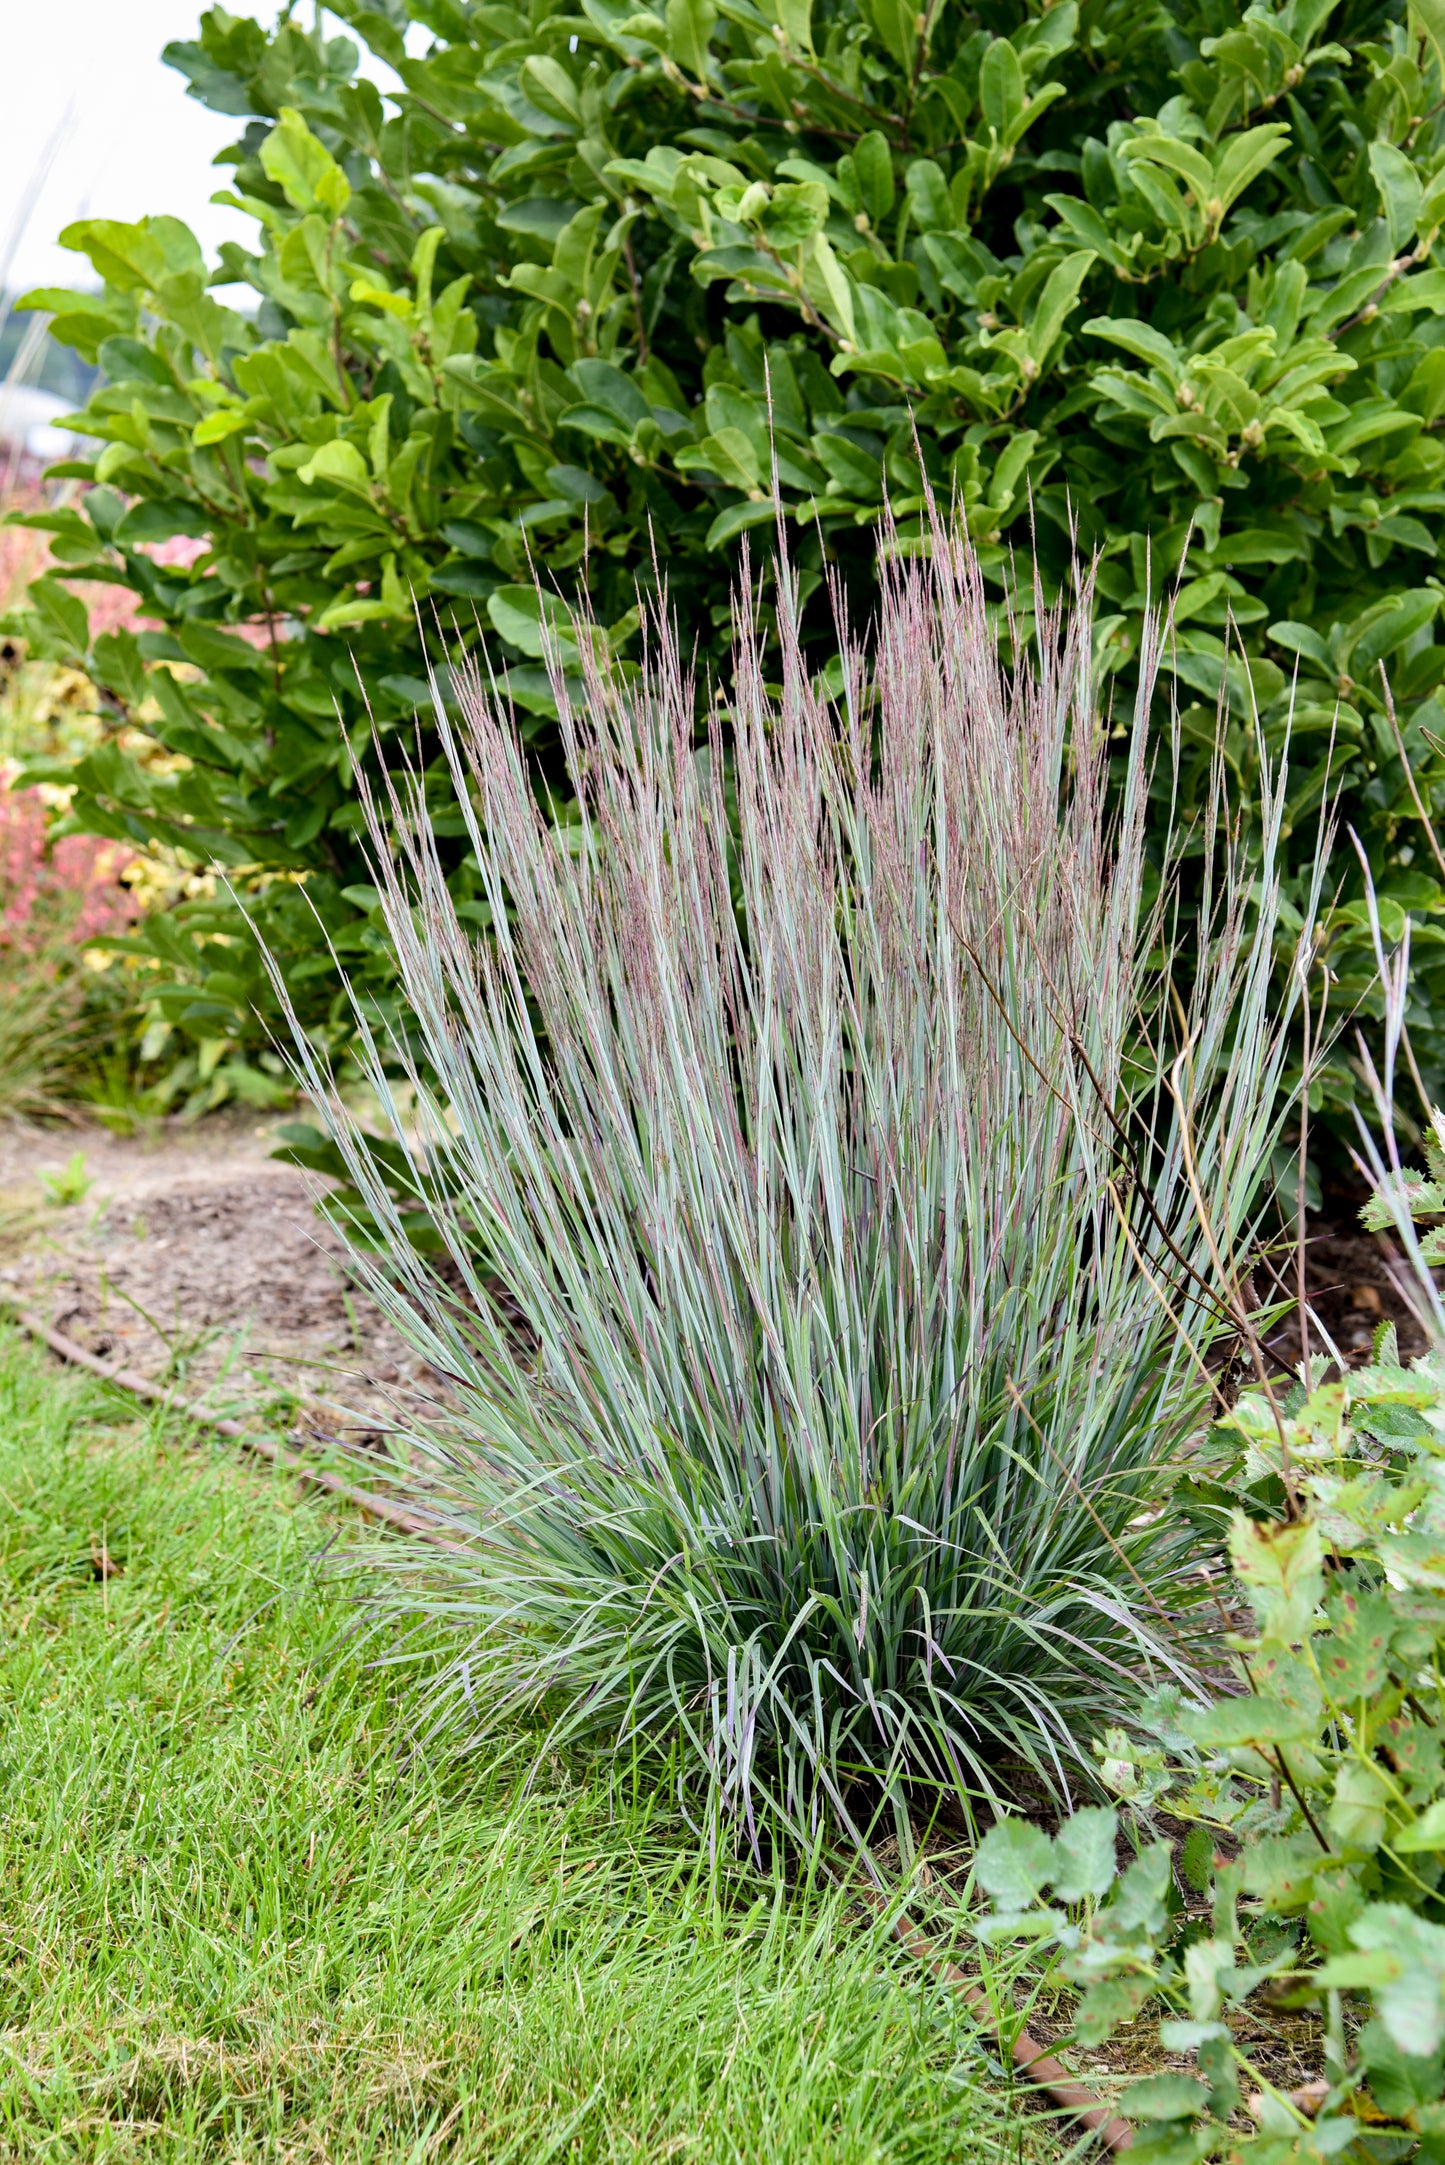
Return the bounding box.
[0,773,139,955]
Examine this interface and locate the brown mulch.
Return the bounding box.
[1021,1998,1327,2117]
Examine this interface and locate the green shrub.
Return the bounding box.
[7,0,1445,1093]
[267,531,1319,1850]
[978,1332,1445,2157]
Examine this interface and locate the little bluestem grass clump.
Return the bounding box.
[275,527,1326,1855]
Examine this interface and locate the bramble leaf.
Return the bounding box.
[974,1818,1055,1909]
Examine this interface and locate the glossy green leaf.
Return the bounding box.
[852,132,895,226]
[260,107,352,218]
[665,0,716,73]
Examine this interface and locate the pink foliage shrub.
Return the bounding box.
[0,775,140,953]
[4,494,272,645]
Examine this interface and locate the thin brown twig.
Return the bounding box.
[1402,1024,1435,1128]
[1067,1028,1254,1339]
[621,224,650,364]
[0,1292,453,1546]
[1272,1748,1329,1849]
[1298,976,1313,1378]
[949,916,1243,1340]
[959,926,1262,1377]
[1104,1178,1232,1416]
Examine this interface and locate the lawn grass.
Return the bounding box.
[0,1327,1032,2162]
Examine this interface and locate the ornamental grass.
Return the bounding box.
[276,525,1324,1854]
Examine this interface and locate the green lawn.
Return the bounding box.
[0,1329,1027,2162]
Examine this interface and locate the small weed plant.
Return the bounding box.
[277,528,1323,1855]
[39,1151,94,1207]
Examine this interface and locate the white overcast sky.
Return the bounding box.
[3,2,410,298]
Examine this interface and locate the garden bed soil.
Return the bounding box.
[0,1113,448,1445]
[1259,1211,1435,1370]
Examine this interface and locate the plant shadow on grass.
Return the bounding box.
[0,1326,1050,2164]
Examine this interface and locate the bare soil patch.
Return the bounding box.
[1260,1210,1435,1372]
[0,1114,447,1441]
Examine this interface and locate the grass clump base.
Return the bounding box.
[0,1326,1031,2164]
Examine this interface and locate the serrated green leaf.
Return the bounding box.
[1072,1972,1155,2046]
[1181,1693,1316,1748]
[1121,2074,1210,2121]
[1349,1908,1445,2057]
[1050,1806,1118,1902]
[1330,1759,1391,1853]
[1229,1512,1324,1642]
[975,1817,1055,1909]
